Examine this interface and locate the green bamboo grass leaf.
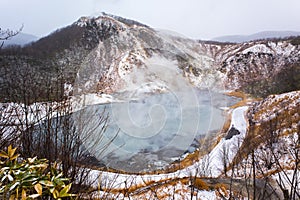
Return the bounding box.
[21,189,26,200]
[34,183,42,195]
[27,157,37,164]
[7,145,17,159]
[59,183,72,196]
[10,154,20,161]
[0,151,9,159]
[28,194,41,198]
[39,180,55,187]
[0,186,5,193]
[7,174,14,182]
[52,189,59,199]
[9,181,20,191]
[0,146,74,199]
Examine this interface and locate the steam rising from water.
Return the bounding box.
[72,52,237,172]
[110,55,200,148]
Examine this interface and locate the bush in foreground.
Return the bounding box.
[0,145,76,199]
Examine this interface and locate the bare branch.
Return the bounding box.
[0,25,23,48]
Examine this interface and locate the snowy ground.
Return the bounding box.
[87,106,249,192]
[205,106,248,176]
[1,97,249,199]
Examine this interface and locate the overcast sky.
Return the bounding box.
[1,0,300,39]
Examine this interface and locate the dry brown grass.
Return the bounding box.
[98,177,191,197]
[226,90,259,109]
[193,178,210,190]
[231,91,300,171]
[215,183,229,197]
[93,90,256,176]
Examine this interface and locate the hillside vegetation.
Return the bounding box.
[0,14,299,199]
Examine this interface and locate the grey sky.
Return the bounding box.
[1,0,300,39]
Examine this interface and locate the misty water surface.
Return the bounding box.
[75,90,239,172]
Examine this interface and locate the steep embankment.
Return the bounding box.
[235,90,300,159]
[216,40,300,97]
[227,91,300,199]
[242,91,300,165]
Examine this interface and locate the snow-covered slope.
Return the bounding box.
[1,14,300,99]
[216,40,300,96]
[70,15,300,99]
[72,14,222,96]
[1,14,300,199]
[227,91,300,199]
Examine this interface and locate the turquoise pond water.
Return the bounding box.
[73,90,239,172]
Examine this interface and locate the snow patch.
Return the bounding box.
[242,44,273,54]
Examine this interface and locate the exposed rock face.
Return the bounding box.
[72,14,224,95]
[216,41,300,97]
[0,13,300,102]
[225,126,240,140]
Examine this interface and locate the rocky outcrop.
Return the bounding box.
[216,40,300,96]
[225,126,240,140]
[1,14,300,102]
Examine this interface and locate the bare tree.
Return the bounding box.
[220,143,229,177]
[0,56,117,196]
[0,26,23,49]
[0,104,20,149]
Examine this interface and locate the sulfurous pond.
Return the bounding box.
[73,89,240,172]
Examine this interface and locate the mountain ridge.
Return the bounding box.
[2,32,38,47]
[212,30,300,43]
[0,15,300,101]
[0,14,299,199]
